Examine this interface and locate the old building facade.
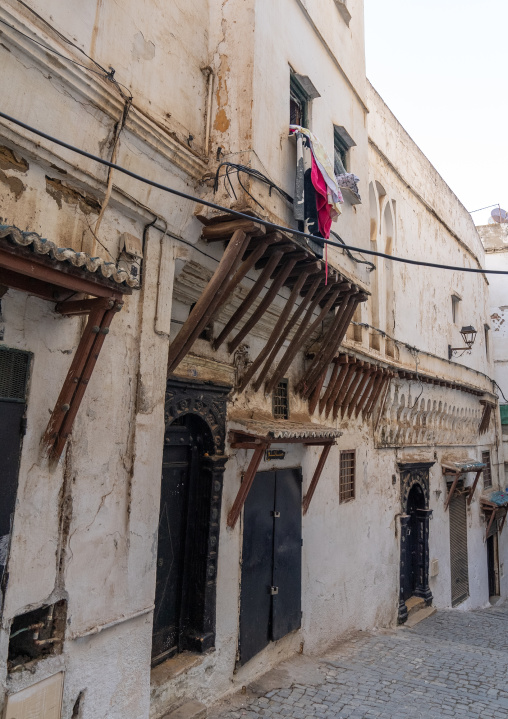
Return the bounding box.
[0,1,504,718]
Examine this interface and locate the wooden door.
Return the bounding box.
[449,493,469,607]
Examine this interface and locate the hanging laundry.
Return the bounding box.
[290,125,343,206]
[336,172,362,202]
[291,126,343,244]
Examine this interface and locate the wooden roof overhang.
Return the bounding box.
[0,228,133,460]
[442,460,486,511]
[307,351,395,421]
[166,215,368,393]
[227,422,342,528]
[480,494,508,540]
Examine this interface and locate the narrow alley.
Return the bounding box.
[210,605,508,719]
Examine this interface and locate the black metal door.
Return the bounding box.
[239,468,302,665]
[0,347,30,602]
[487,534,497,597]
[152,423,192,664]
[272,469,302,641]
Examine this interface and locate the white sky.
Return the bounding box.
[364,0,508,227]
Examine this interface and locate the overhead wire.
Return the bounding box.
[0,9,132,100]
[1,109,508,276]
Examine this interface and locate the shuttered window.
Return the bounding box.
[482,450,492,489]
[449,492,469,607]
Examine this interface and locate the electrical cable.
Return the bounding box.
[0,11,132,100]
[1,109,508,276]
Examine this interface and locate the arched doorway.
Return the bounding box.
[398,463,433,624]
[403,483,425,600]
[152,378,229,666]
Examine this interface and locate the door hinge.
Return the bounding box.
[270,586,279,595]
[20,416,27,436]
[271,511,280,518]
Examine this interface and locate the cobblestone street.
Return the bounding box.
[211,604,508,719]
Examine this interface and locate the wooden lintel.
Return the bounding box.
[303,443,333,514]
[0,266,67,302]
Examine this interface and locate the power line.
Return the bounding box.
[1,108,508,276]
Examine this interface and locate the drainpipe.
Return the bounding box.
[202,67,215,158]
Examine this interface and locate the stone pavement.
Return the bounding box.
[210,603,508,719]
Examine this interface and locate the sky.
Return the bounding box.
[364,0,508,227]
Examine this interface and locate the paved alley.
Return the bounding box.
[210,604,508,719]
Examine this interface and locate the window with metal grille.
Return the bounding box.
[482,450,493,489]
[0,346,31,402]
[272,380,289,420]
[339,450,355,503]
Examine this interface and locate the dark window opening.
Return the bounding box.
[273,379,289,419]
[483,450,493,489]
[484,324,490,360]
[339,450,355,503]
[333,125,356,176]
[8,600,67,672]
[290,74,309,128]
[0,346,31,402]
[451,295,461,324]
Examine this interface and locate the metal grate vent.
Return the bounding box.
[449,493,469,607]
[482,450,492,489]
[339,450,355,503]
[0,346,31,402]
[272,380,289,420]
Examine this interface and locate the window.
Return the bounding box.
[289,72,320,128]
[451,294,461,324]
[482,450,492,489]
[484,324,490,360]
[333,125,356,176]
[339,450,355,503]
[273,379,289,419]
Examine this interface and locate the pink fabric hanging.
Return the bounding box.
[310,153,333,239]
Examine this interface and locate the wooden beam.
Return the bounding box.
[323,358,351,417]
[332,360,359,419]
[355,369,379,418]
[300,291,360,398]
[444,472,461,512]
[228,257,298,354]
[303,443,333,515]
[201,218,266,241]
[308,367,328,415]
[365,371,389,419]
[0,266,67,301]
[485,507,497,540]
[0,243,129,298]
[237,267,311,392]
[266,282,344,394]
[318,356,344,414]
[227,442,269,528]
[55,297,116,316]
[467,468,483,506]
[339,362,367,418]
[213,248,284,350]
[167,229,250,372]
[252,276,322,392]
[346,366,374,418]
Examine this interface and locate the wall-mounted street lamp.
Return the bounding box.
[448,325,477,359]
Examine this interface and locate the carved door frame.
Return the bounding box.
[398,461,434,624]
[154,376,230,658]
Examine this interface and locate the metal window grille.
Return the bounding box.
[272,380,289,420]
[339,450,355,503]
[0,346,31,402]
[449,492,469,606]
[482,450,493,489]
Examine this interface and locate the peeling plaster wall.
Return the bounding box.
[0,1,503,718]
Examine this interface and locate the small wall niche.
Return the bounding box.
[8,600,67,672]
